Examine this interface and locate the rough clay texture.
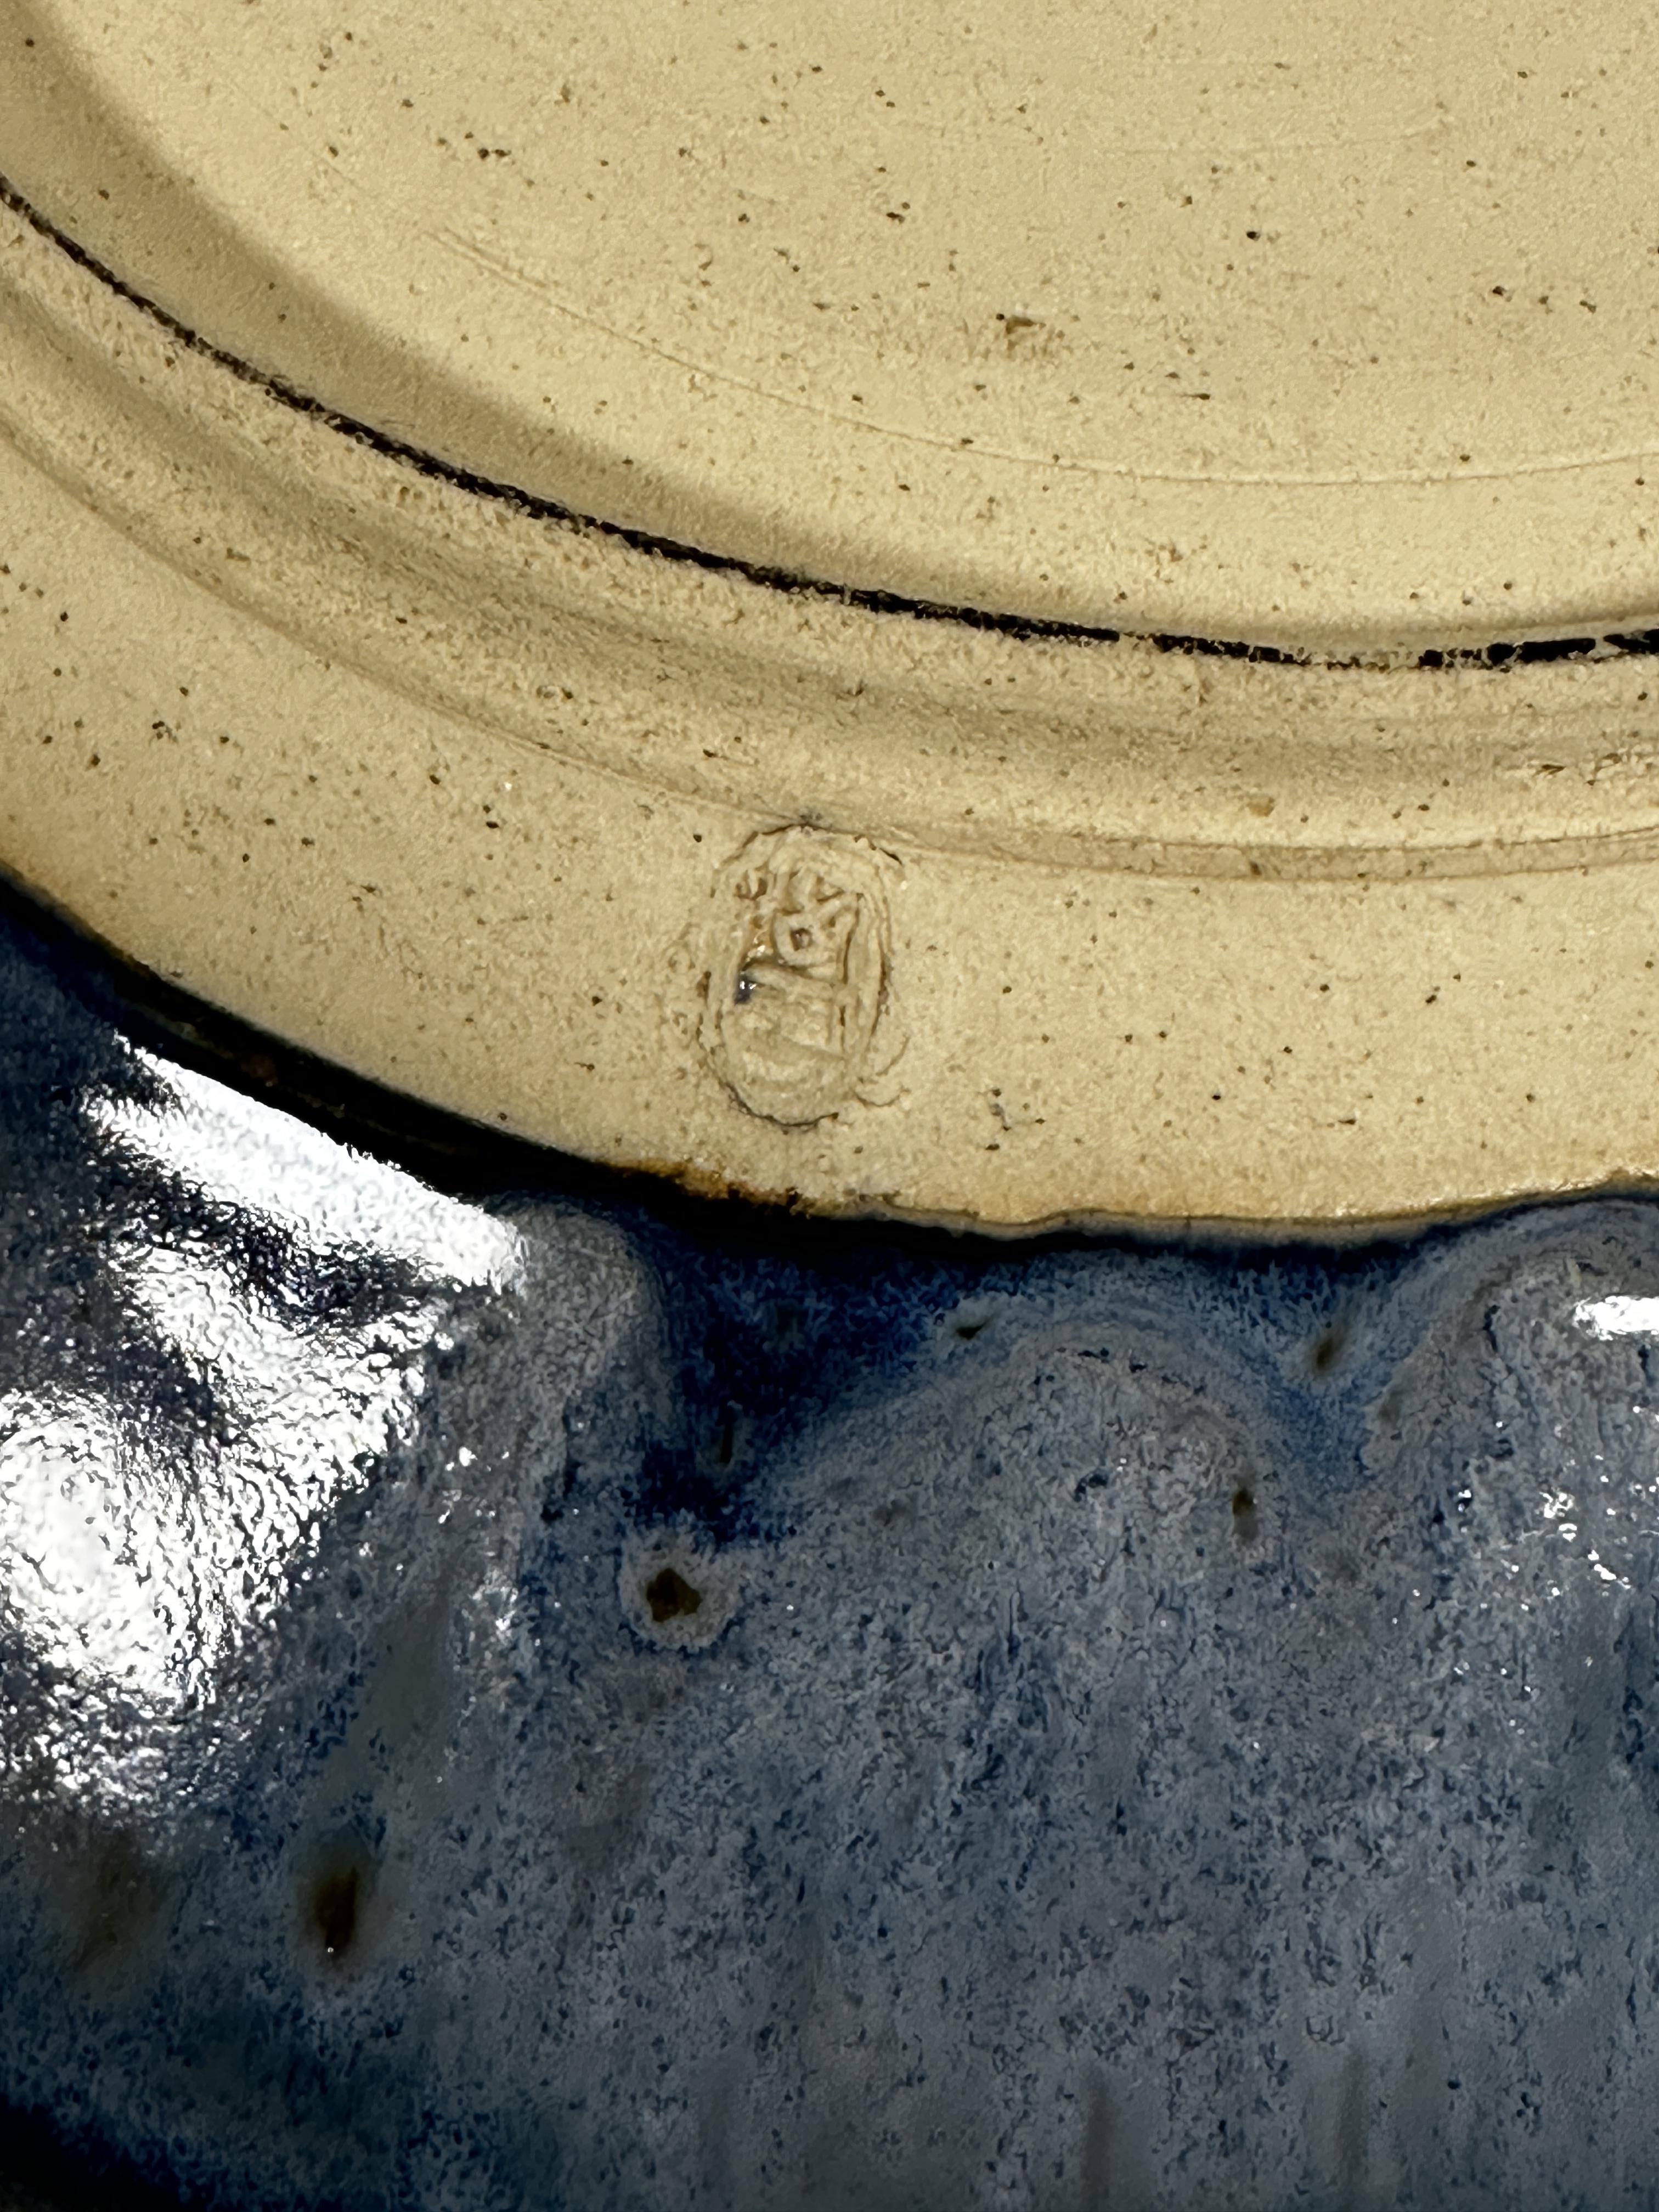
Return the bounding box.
[7,0,1659,646]
[3,900,1659,2208]
[8,188,1659,1230]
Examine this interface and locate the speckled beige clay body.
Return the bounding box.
[3,0,1658,1229]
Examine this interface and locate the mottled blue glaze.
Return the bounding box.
[2,899,1659,2210]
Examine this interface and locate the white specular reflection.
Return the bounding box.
[1573,1293,1659,1340]
[1489,1290,1659,1607]
[87,1049,525,1291]
[0,1253,432,1707]
[0,1047,527,1795]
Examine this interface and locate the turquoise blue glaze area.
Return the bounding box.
[2,895,1659,2209]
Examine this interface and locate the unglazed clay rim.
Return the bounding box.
[8,178,1658,690]
[15,0,1659,656]
[7,172,1659,1229]
[9,179,1659,885]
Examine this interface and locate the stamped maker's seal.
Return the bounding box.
[700,826,901,1126]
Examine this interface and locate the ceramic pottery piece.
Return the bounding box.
[6,0,1659,1228]
[2,897,1659,2207]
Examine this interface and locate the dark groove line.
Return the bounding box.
[6,171,1659,674]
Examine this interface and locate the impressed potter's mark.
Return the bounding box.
[700,825,901,1126]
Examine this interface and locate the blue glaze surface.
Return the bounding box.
[2,897,1658,2208]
